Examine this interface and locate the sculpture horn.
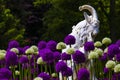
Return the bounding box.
[79,5,98,20]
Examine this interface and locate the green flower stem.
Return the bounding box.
[45,64,47,72]
[49,64,52,75]
[70,60,74,80]
[19,64,22,80]
[33,57,36,78]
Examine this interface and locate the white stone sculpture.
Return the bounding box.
[61,5,99,80]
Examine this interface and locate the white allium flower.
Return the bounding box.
[114,64,120,73]
[88,51,99,59]
[0,52,5,60]
[102,37,112,45]
[30,45,38,52]
[15,70,20,75]
[94,41,102,47]
[37,57,45,64]
[95,48,103,56]
[56,42,66,50]
[10,48,19,54]
[66,48,75,54]
[51,73,58,77]
[34,77,43,80]
[105,60,116,69]
[0,50,6,53]
[25,48,34,55]
[104,47,108,53]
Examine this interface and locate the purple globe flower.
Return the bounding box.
[8,40,19,49]
[5,51,18,66]
[77,68,90,80]
[108,44,119,58]
[19,55,29,64]
[53,51,61,61]
[116,53,120,62]
[61,52,71,60]
[84,41,95,51]
[23,46,30,53]
[17,47,24,54]
[46,40,57,51]
[0,68,12,79]
[100,53,108,61]
[112,73,120,80]
[38,41,47,50]
[38,72,51,80]
[64,35,76,45]
[104,67,109,73]
[72,50,86,64]
[40,48,54,63]
[55,61,67,72]
[116,40,120,47]
[61,67,73,77]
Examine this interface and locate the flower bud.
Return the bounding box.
[106,60,116,69]
[114,64,120,73]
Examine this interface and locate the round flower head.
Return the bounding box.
[10,48,19,54]
[40,48,54,63]
[37,57,45,64]
[34,77,43,80]
[19,55,29,64]
[38,41,47,50]
[46,40,57,51]
[61,52,71,60]
[30,45,38,52]
[0,50,6,53]
[102,37,112,45]
[84,41,95,51]
[8,40,19,49]
[56,42,66,50]
[116,40,120,47]
[55,61,67,72]
[88,51,99,59]
[23,46,30,53]
[53,51,61,61]
[38,72,51,80]
[61,67,73,77]
[5,51,18,66]
[105,60,116,69]
[95,48,103,56]
[108,44,119,58]
[104,67,109,73]
[104,47,108,53]
[0,52,5,60]
[25,48,34,55]
[100,53,108,61]
[51,73,58,78]
[94,41,102,47]
[116,53,120,62]
[17,47,24,54]
[0,68,12,79]
[66,48,75,54]
[72,50,86,63]
[112,73,120,80]
[77,68,90,80]
[15,70,20,75]
[64,35,76,45]
[114,64,120,73]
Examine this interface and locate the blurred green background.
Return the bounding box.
[0,0,120,49]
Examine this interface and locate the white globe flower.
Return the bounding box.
[15,70,20,75]
[0,52,5,60]
[56,42,66,50]
[104,47,108,53]
[34,77,43,80]
[95,48,103,56]
[0,50,6,53]
[37,57,45,64]
[30,45,38,52]
[88,51,99,59]
[106,60,116,69]
[114,64,120,73]
[25,48,34,55]
[94,41,102,47]
[10,48,19,54]
[102,37,112,45]
[66,48,75,54]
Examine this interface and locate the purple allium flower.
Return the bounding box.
[52,78,59,80]
[72,50,86,64]
[116,53,120,62]
[38,72,51,80]
[64,35,76,45]
[104,67,109,73]
[23,46,30,53]
[46,40,57,51]
[53,51,61,61]
[100,53,108,61]
[61,52,71,60]
[77,68,90,80]
[8,40,19,49]
[40,48,54,63]
[0,68,12,79]
[55,61,67,72]
[38,41,47,50]
[112,73,120,80]
[17,47,24,54]
[84,41,95,51]
[61,67,73,77]
[5,51,18,66]
[116,40,120,47]
[108,44,119,58]
[19,55,29,64]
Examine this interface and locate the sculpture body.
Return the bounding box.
[61,5,99,80]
